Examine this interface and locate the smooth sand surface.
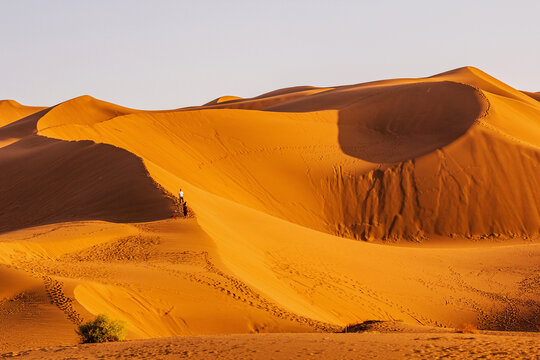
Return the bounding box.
[0,67,539,357]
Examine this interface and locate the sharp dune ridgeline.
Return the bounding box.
[0,102,177,233]
[0,67,539,353]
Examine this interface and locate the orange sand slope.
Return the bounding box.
[38,66,540,242]
[0,66,539,352]
[0,101,46,148]
[0,100,44,128]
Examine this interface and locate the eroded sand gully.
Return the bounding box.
[0,67,539,357]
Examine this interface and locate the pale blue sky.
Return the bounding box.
[1,0,538,109]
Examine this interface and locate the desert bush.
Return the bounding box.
[76,314,126,343]
[456,322,478,334]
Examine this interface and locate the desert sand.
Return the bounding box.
[0,66,538,358]
[4,331,540,360]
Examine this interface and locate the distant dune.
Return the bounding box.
[522,90,540,102]
[0,100,45,128]
[0,67,538,353]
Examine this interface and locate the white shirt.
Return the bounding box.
[179,191,184,197]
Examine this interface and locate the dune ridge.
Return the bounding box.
[0,102,176,233]
[37,69,540,243]
[0,100,45,128]
[522,91,540,102]
[0,67,539,352]
[196,86,334,111]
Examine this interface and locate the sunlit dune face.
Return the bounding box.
[0,67,539,355]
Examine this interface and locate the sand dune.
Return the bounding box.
[196,86,333,110]
[38,68,540,242]
[0,67,539,353]
[0,136,176,233]
[0,100,45,128]
[522,91,540,102]
[0,103,175,233]
[0,265,78,351]
[0,102,47,148]
[203,95,243,105]
[433,67,540,106]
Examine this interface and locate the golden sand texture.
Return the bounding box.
[0,67,538,354]
[0,100,45,128]
[37,67,540,243]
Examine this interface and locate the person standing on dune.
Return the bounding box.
[183,202,188,217]
[178,188,184,203]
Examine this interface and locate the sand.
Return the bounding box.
[0,100,45,128]
[3,331,539,360]
[0,66,539,358]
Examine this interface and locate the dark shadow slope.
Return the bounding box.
[336,81,487,163]
[0,136,176,233]
[0,108,52,142]
[0,106,175,234]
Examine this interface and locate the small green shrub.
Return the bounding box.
[456,322,478,334]
[76,314,126,343]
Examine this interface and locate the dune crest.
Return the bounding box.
[432,66,540,106]
[37,69,540,243]
[37,95,137,131]
[1,67,539,351]
[0,103,176,234]
[0,100,45,128]
[194,86,334,111]
[522,91,540,102]
[204,95,244,105]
